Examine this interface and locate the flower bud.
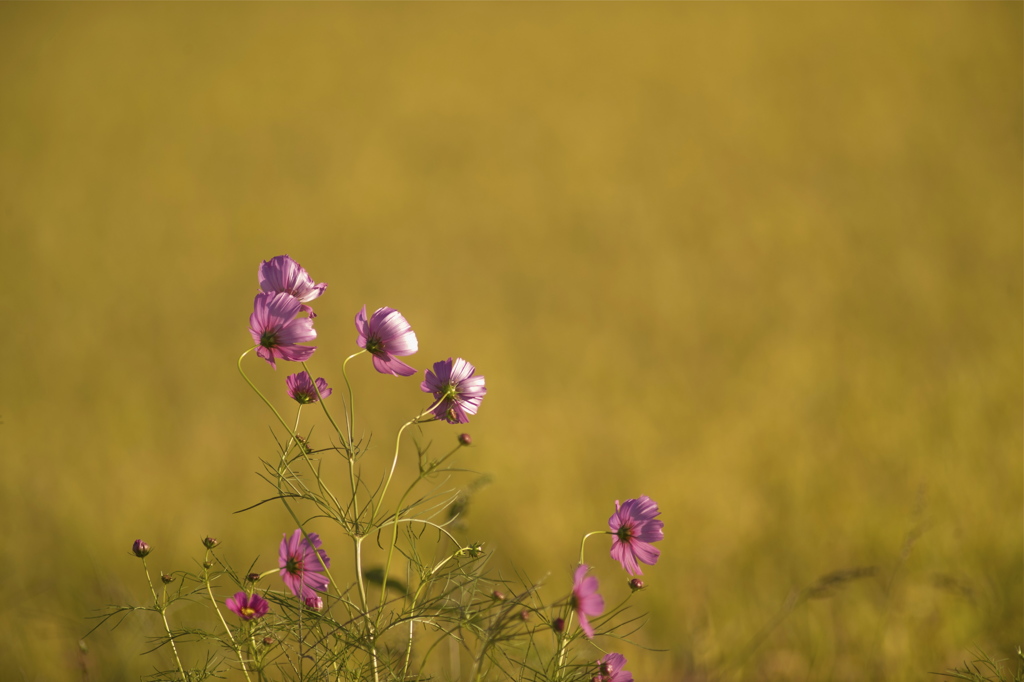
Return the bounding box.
[552,617,565,633]
[262,636,275,646]
[458,433,472,447]
[202,537,220,549]
[467,542,484,558]
[628,578,645,592]
[519,609,530,621]
[132,539,151,558]
[246,573,261,583]
[491,590,506,601]
[161,573,174,584]
[203,561,214,569]
[304,595,324,611]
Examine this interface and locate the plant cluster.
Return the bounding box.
[94,255,665,682]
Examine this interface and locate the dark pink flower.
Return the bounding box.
[131,539,151,558]
[249,292,317,369]
[258,255,327,317]
[303,595,324,611]
[594,653,633,682]
[570,565,604,639]
[286,372,332,404]
[279,529,330,601]
[609,496,664,576]
[225,592,270,621]
[420,358,486,424]
[355,306,418,376]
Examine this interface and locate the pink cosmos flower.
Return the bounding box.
[279,529,331,601]
[258,255,327,317]
[225,592,270,621]
[286,371,332,404]
[594,653,633,682]
[420,358,487,424]
[608,496,664,576]
[570,565,604,639]
[249,292,317,368]
[355,306,418,377]
[304,595,324,611]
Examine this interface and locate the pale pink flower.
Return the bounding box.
[279,529,330,601]
[420,358,486,424]
[258,255,327,317]
[355,306,418,376]
[286,371,332,404]
[609,496,664,575]
[249,292,317,368]
[594,653,633,682]
[225,592,269,621]
[570,565,604,639]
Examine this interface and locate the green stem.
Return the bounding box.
[354,535,381,682]
[301,359,351,455]
[237,349,300,442]
[203,553,253,682]
[372,398,448,619]
[372,395,445,524]
[142,558,187,682]
[341,351,364,450]
[554,610,573,682]
[578,530,611,566]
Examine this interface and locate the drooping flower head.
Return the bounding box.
[608,496,664,576]
[279,529,331,600]
[594,653,633,682]
[258,255,327,316]
[249,292,317,369]
[225,592,270,621]
[286,371,332,404]
[355,306,418,377]
[570,564,604,639]
[420,358,487,424]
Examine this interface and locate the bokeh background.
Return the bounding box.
[0,3,1020,681]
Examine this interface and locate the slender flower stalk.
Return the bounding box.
[140,556,186,682]
[201,547,254,682]
[238,348,300,442]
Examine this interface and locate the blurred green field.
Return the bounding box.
[0,3,1021,681]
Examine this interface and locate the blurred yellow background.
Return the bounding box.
[0,3,1020,680]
